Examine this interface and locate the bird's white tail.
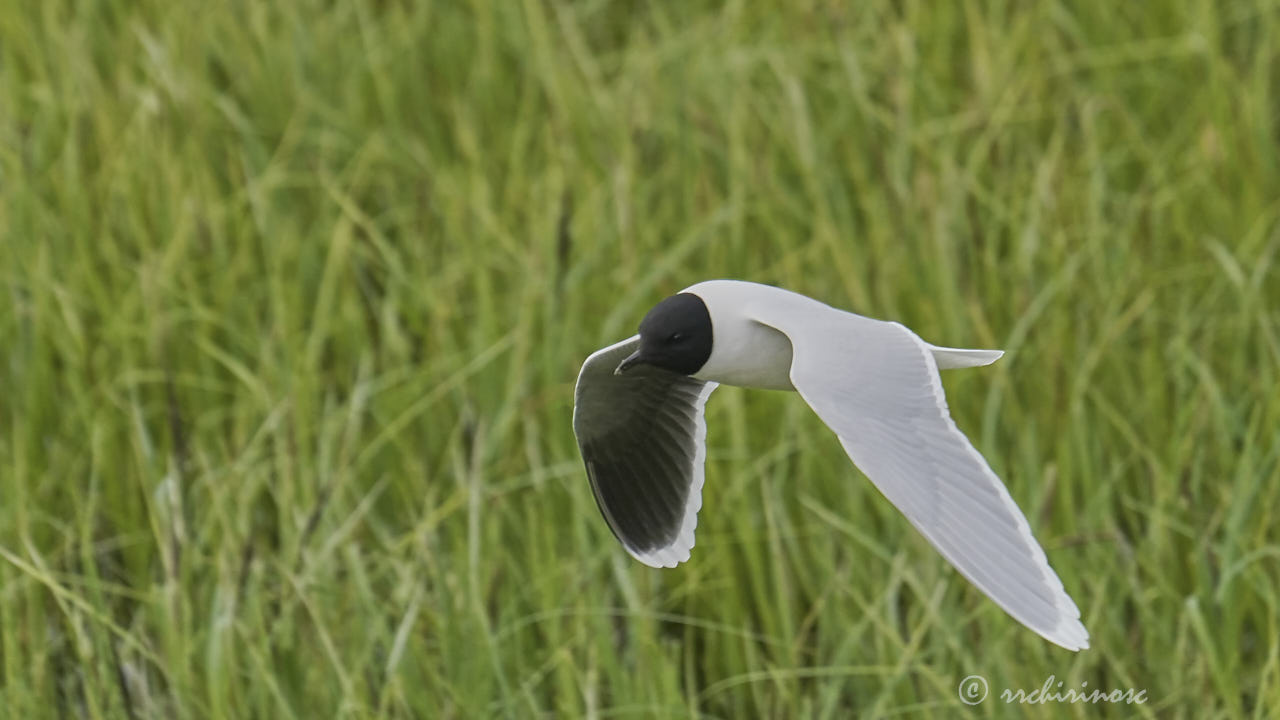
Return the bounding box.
[929,345,1004,370]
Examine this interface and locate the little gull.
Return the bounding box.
[572,279,1088,650]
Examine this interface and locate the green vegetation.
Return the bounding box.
[3,0,1278,717]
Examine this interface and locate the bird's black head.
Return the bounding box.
[615,293,713,376]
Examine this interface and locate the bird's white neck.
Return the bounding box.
[684,280,814,391]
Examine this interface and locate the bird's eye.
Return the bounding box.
[668,333,683,343]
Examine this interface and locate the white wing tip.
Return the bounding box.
[631,542,693,569]
[1031,587,1089,650]
[628,514,699,569]
[1042,615,1090,651]
[627,513,698,569]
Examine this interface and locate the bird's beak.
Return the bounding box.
[615,350,644,376]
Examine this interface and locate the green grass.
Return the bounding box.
[3,0,1279,717]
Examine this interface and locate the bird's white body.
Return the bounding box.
[573,279,1088,651]
[687,280,1000,389]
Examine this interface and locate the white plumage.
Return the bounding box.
[573,279,1088,650]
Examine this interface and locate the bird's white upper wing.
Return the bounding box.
[752,309,1089,650]
[573,336,719,568]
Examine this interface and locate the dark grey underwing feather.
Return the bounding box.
[573,336,717,565]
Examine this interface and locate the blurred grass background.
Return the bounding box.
[2,0,1279,717]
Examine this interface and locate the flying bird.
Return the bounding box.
[572,279,1088,650]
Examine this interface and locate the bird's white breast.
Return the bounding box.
[683,280,824,391]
